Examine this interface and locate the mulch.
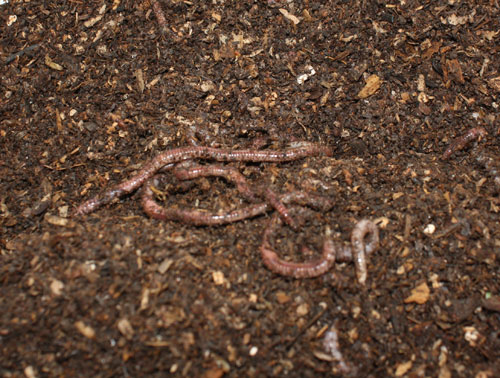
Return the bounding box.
[1,1,499,376]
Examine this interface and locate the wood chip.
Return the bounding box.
[75,321,96,339]
[83,14,103,28]
[44,55,63,71]
[158,258,174,274]
[44,213,69,226]
[279,8,300,25]
[357,74,381,99]
[275,291,291,304]
[135,68,145,93]
[212,271,225,285]
[117,318,134,340]
[50,279,64,296]
[296,303,309,317]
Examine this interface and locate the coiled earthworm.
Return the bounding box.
[172,164,302,229]
[141,166,334,226]
[73,143,332,216]
[442,127,487,160]
[172,163,259,202]
[260,216,379,283]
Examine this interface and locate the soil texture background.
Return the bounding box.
[1,1,499,377]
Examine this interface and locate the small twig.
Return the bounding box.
[5,44,40,64]
[286,303,328,349]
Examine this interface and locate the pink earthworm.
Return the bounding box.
[260,217,379,283]
[73,143,332,216]
[261,187,298,230]
[172,164,299,228]
[171,164,259,202]
[142,180,269,225]
[141,169,334,225]
[442,127,487,160]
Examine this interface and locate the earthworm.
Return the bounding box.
[142,181,269,225]
[73,143,332,216]
[349,219,379,285]
[141,170,334,225]
[172,164,258,202]
[261,234,339,278]
[172,164,299,228]
[170,163,336,214]
[260,217,379,283]
[261,187,298,230]
[442,127,487,160]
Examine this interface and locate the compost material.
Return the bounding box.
[1,1,499,376]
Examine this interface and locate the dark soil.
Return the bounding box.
[1,1,499,377]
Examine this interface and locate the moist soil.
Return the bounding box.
[1,1,499,377]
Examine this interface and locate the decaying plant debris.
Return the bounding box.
[1,0,499,376]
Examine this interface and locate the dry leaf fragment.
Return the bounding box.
[279,8,300,25]
[421,40,441,60]
[395,360,413,376]
[297,65,316,85]
[357,74,381,99]
[404,282,430,304]
[446,59,464,84]
[275,291,291,304]
[7,15,17,27]
[372,20,387,34]
[442,13,474,26]
[211,12,221,22]
[45,55,63,71]
[302,9,313,22]
[487,76,500,92]
[476,30,499,41]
